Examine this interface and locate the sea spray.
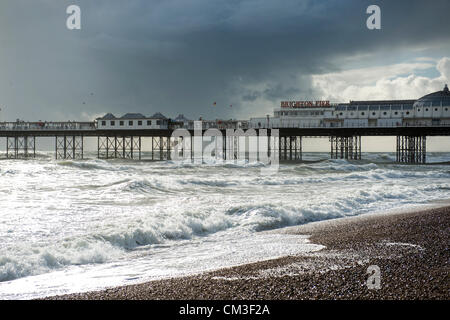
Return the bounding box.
[0,152,449,298]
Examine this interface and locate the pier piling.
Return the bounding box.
[6,136,35,159]
[396,135,426,164]
[98,136,140,160]
[56,136,83,160]
[330,136,361,160]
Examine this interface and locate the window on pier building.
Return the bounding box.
[110,121,115,126]
[101,121,106,126]
[120,121,124,126]
[432,100,441,107]
[147,120,152,125]
[156,120,161,125]
[129,121,133,126]
[138,121,142,126]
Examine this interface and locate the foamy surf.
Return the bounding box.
[0,152,449,299]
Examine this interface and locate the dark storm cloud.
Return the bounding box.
[0,0,449,121]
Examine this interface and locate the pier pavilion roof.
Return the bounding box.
[120,113,146,119]
[348,99,415,105]
[414,84,450,107]
[150,112,167,119]
[97,113,116,120]
[174,114,190,122]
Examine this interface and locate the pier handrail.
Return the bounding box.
[0,121,96,131]
[0,120,449,131]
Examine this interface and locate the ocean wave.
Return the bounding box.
[0,169,18,176]
[2,152,449,286]
[223,185,435,232]
[0,212,235,282]
[0,239,123,282]
[121,179,173,194]
[178,179,238,188]
[56,159,138,172]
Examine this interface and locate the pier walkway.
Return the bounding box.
[1,121,449,164]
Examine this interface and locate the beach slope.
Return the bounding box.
[46,206,449,300]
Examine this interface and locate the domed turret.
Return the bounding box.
[414,84,450,108]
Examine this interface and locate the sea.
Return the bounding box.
[0,152,449,299]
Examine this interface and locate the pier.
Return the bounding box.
[1,121,449,164]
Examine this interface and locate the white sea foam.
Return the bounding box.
[0,152,449,299]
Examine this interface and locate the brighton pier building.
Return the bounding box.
[249,85,450,129]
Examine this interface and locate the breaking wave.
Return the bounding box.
[1,152,449,287]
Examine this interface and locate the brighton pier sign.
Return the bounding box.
[280,101,331,108]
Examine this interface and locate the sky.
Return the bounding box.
[1,0,450,151]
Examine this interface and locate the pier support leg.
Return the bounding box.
[7,136,35,159]
[56,136,83,160]
[396,135,426,164]
[98,136,140,160]
[289,136,293,161]
[151,137,154,160]
[167,136,171,160]
[97,136,115,159]
[123,137,140,159]
[330,136,361,160]
[98,136,108,159]
[277,136,302,162]
[160,137,164,160]
[295,136,303,160]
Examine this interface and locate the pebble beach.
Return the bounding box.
[46,205,449,300]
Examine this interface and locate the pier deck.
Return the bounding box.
[1,121,449,163]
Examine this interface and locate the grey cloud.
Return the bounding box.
[0,0,449,121]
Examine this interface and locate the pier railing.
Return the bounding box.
[1,120,450,131]
[0,122,96,131]
[248,122,450,129]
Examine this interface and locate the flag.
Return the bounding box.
[230,104,232,108]
[213,102,216,106]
